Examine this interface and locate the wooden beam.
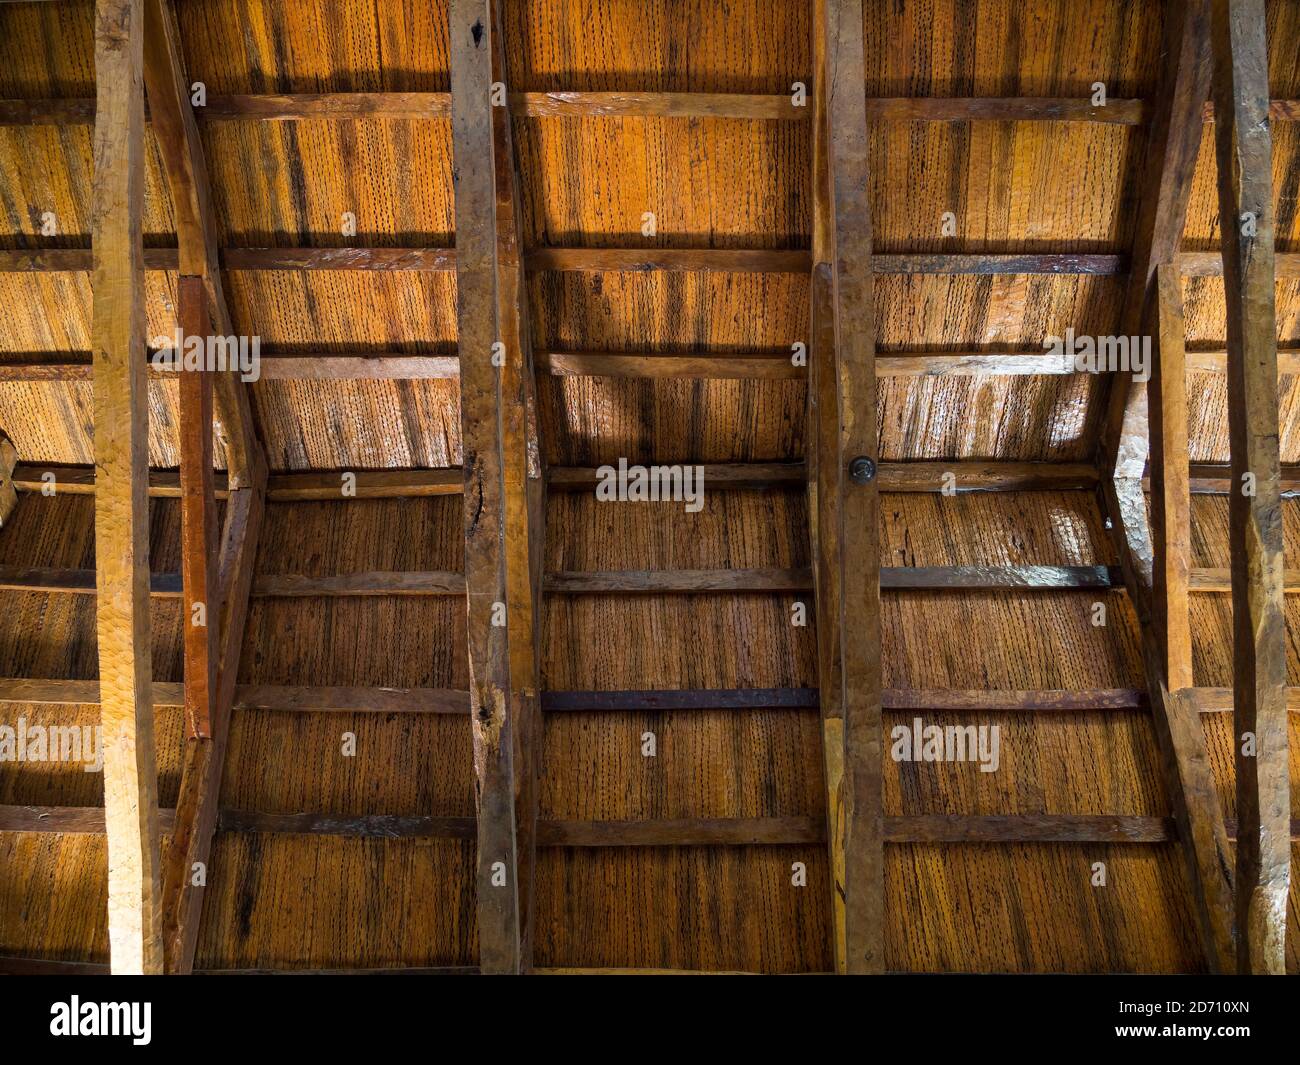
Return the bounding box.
[1101,487,1237,972]
[1150,265,1193,689]
[0,678,468,713]
[875,461,1098,492]
[547,463,806,492]
[6,460,1102,500]
[489,0,545,973]
[1177,250,1300,277]
[1187,464,1300,494]
[233,684,468,714]
[0,244,1138,276]
[0,431,18,527]
[543,688,820,712]
[523,249,1124,275]
[17,344,1300,384]
[542,566,1125,594]
[160,477,264,973]
[449,0,521,974]
[548,462,1098,494]
[14,806,1300,847]
[1184,349,1300,375]
[90,0,163,976]
[1211,0,1289,975]
[30,562,1300,600]
[266,468,463,500]
[177,275,217,739]
[11,240,1300,280]
[15,91,1300,128]
[808,6,847,967]
[216,810,477,839]
[1101,0,1213,480]
[250,570,465,597]
[0,566,181,595]
[818,0,884,976]
[0,806,176,834]
[141,0,257,485]
[536,350,803,380]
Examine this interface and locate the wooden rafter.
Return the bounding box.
[160,477,265,972]
[1106,265,1237,973]
[1209,0,1289,975]
[177,275,217,739]
[448,0,523,974]
[813,0,884,975]
[1150,265,1193,690]
[90,0,163,976]
[9,89,1300,127]
[140,0,257,485]
[1100,0,1212,480]
[490,0,545,971]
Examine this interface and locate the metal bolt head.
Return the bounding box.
[848,455,876,484]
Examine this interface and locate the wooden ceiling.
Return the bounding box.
[0,0,1295,976]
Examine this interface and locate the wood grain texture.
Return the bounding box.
[141,0,256,483]
[161,479,263,973]
[90,0,163,977]
[1151,264,1193,689]
[822,0,883,975]
[177,274,216,738]
[449,0,520,974]
[1211,0,1290,975]
[1101,0,1212,479]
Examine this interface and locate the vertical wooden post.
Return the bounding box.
[449,0,522,974]
[178,276,217,738]
[490,0,543,969]
[808,0,847,974]
[92,0,164,975]
[821,0,884,974]
[1210,0,1289,975]
[1150,264,1193,691]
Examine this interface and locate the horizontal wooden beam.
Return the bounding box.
[9,248,1295,278]
[546,463,806,491]
[34,807,1299,846]
[1186,464,1300,495]
[9,799,1298,848]
[0,805,176,834]
[10,93,1300,127]
[542,688,821,712]
[0,247,1132,276]
[1177,250,1300,277]
[266,469,464,500]
[251,570,465,597]
[536,351,803,380]
[14,345,1300,384]
[11,679,1297,716]
[9,461,1098,499]
[0,678,469,713]
[540,688,1153,712]
[542,565,1128,594]
[19,561,1300,600]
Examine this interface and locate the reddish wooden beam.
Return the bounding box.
[177,275,217,739]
